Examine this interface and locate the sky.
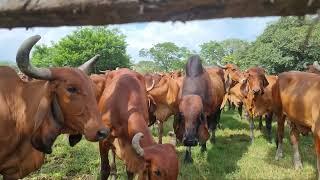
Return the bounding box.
[0,17,278,63]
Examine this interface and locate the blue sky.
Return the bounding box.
[0,17,278,63]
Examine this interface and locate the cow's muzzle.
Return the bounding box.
[183,135,198,146]
[96,128,109,140]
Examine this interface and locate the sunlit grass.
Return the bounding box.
[25,110,317,180]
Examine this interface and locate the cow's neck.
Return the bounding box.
[20,80,51,133]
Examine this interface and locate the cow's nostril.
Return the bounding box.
[96,129,109,140]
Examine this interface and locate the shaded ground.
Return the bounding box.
[24,110,316,180]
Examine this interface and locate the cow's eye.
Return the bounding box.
[154,170,161,176]
[67,87,78,93]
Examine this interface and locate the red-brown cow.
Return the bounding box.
[221,83,244,119]
[272,71,320,172]
[175,55,225,163]
[240,67,277,143]
[96,69,179,180]
[0,35,109,179]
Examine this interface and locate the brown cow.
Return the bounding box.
[144,73,180,144]
[96,69,179,180]
[272,71,320,172]
[0,35,109,179]
[175,55,225,163]
[221,83,244,119]
[240,67,277,143]
[303,61,320,74]
[217,63,245,114]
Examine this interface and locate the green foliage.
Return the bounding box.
[139,42,193,72]
[238,17,320,74]
[32,27,131,73]
[200,39,250,66]
[132,60,160,74]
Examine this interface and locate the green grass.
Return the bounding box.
[25,110,317,180]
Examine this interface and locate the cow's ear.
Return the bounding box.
[262,75,269,88]
[240,82,249,98]
[68,134,82,147]
[31,93,63,154]
[224,74,232,93]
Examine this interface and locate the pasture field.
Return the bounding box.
[24,110,317,180]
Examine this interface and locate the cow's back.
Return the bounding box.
[206,67,225,111]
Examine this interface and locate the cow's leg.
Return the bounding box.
[249,117,255,143]
[275,114,285,160]
[258,116,263,130]
[126,169,134,180]
[109,149,117,180]
[314,134,320,179]
[238,104,243,120]
[158,121,164,144]
[184,146,193,163]
[227,99,231,111]
[201,142,207,153]
[265,112,273,143]
[99,140,110,180]
[290,124,302,169]
[208,109,221,144]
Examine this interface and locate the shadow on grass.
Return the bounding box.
[220,110,248,130]
[177,134,250,180]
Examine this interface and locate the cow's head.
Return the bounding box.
[304,61,320,74]
[217,62,245,92]
[241,67,269,97]
[17,35,109,153]
[178,95,206,146]
[240,67,269,116]
[132,133,179,180]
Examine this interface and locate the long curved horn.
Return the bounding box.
[216,61,227,69]
[314,61,320,71]
[78,54,100,74]
[132,132,144,156]
[146,79,155,92]
[16,35,52,80]
[303,62,308,69]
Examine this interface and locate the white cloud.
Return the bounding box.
[113,17,278,62]
[0,17,278,63]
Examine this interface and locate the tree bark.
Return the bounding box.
[0,0,319,28]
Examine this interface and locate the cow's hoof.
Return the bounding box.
[100,171,109,180]
[294,160,303,170]
[275,150,283,161]
[184,156,193,164]
[200,144,207,153]
[210,137,216,144]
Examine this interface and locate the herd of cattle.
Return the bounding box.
[1,35,320,180]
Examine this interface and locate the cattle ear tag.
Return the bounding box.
[51,94,64,125]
